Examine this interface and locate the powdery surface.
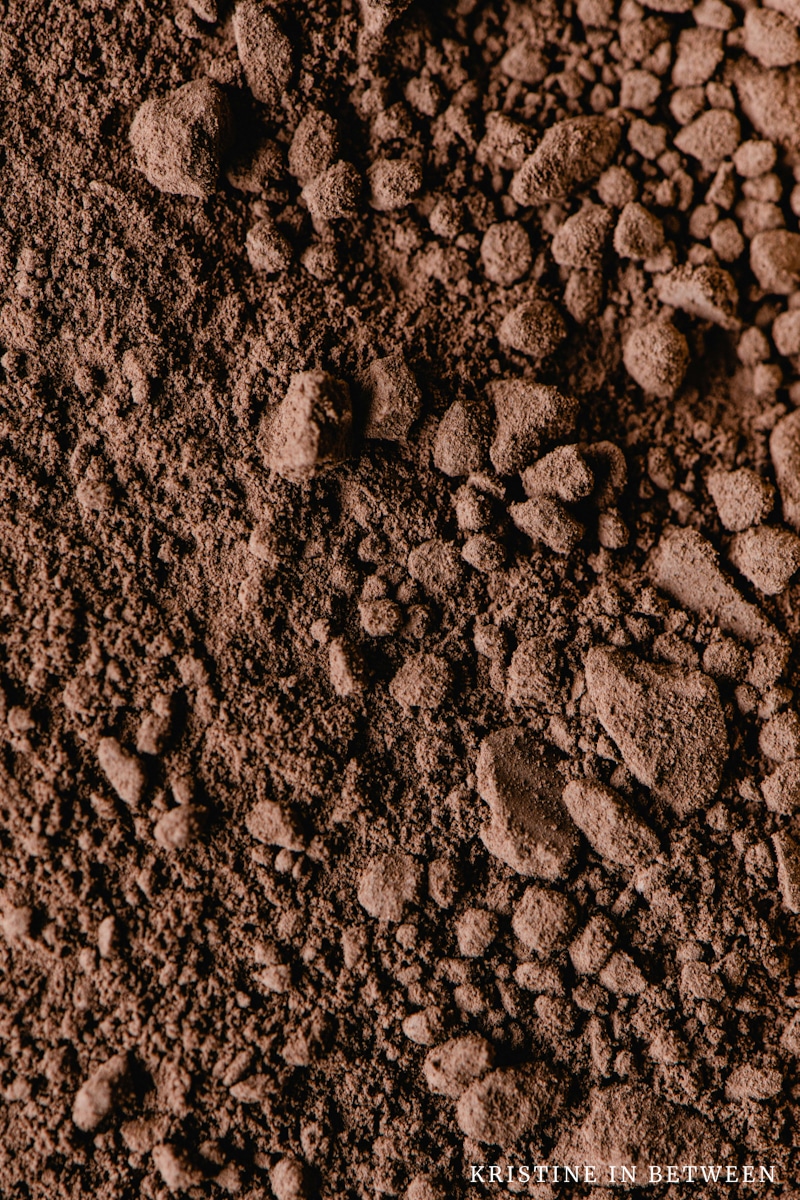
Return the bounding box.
[1,1,800,1197]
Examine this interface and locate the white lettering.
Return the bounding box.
[470,1166,485,1183]
[650,1167,662,1183]
[666,1166,679,1182]
[488,1166,501,1182]
[585,1165,596,1183]
[726,1167,738,1182]
[760,1167,777,1182]
[565,1167,579,1183]
[621,1166,636,1183]
[743,1166,755,1182]
[685,1166,698,1182]
[518,1166,530,1184]
[700,1166,722,1182]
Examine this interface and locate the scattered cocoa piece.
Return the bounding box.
[364,352,422,442]
[73,1053,131,1132]
[771,409,800,530]
[423,1035,494,1098]
[130,79,230,199]
[488,380,579,474]
[498,301,566,359]
[264,371,352,480]
[357,852,424,921]
[584,645,728,816]
[623,321,689,398]
[728,526,800,595]
[476,728,579,879]
[510,116,621,206]
[97,738,146,809]
[233,0,293,107]
[708,468,774,531]
[562,779,660,869]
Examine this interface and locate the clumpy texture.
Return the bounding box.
[3,0,800,1197]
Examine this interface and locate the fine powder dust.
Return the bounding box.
[1,0,800,1197]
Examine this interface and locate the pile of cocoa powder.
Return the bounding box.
[1,0,800,1196]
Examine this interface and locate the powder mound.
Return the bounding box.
[364,351,422,442]
[673,109,741,170]
[476,728,579,879]
[707,467,774,531]
[129,79,230,199]
[233,0,293,107]
[97,737,146,809]
[751,230,800,294]
[728,526,800,595]
[655,264,739,329]
[555,1084,722,1182]
[498,301,566,359]
[423,1034,494,1098]
[265,371,352,481]
[584,646,728,816]
[500,40,548,85]
[623,321,689,398]
[72,1052,130,1132]
[462,534,505,572]
[771,408,800,529]
[561,779,660,869]
[433,401,487,475]
[368,158,422,211]
[488,380,579,474]
[510,116,621,206]
[329,638,364,696]
[390,652,453,710]
[357,852,424,921]
[456,1065,560,1145]
[359,0,414,36]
